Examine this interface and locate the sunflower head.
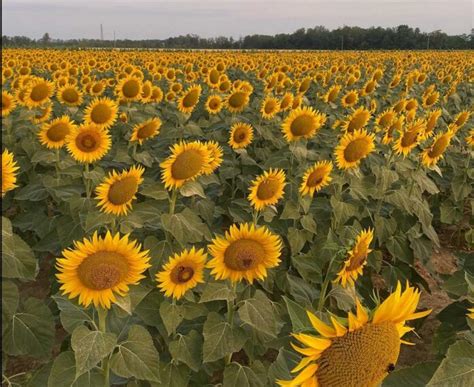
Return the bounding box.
[229,122,254,149]
[340,90,358,108]
[116,76,142,102]
[205,140,223,173]
[226,90,250,113]
[279,93,294,111]
[335,129,375,170]
[2,149,19,197]
[39,115,77,149]
[300,160,333,198]
[342,107,371,133]
[130,117,162,144]
[260,96,280,120]
[178,84,202,114]
[2,91,17,117]
[66,124,111,164]
[282,106,326,142]
[25,78,55,108]
[248,168,286,211]
[84,97,118,130]
[421,130,454,167]
[393,119,426,157]
[205,94,223,114]
[57,85,83,106]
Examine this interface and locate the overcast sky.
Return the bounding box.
[2,0,472,40]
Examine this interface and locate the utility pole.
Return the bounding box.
[114,30,116,48]
[100,24,104,41]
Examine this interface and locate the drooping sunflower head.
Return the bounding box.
[452,110,470,131]
[178,84,202,114]
[205,140,223,173]
[282,106,326,142]
[229,122,254,150]
[116,76,142,102]
[24,78,55,108]
[207,223,282,283]
[130,117,162,144]
[205,94,223,115]
[66,124,111,164]
[2,91,16,117]
[421,130,454,167]
[84,97,118,130]
[279,92,294,111]
[340,89,358,108]
[342,107,371,133]
[56,231,151,309]
[38,115,77,149]
[335,228,374,287]
[160,141,213,190]
[393,119,426,157]
[300,160,333,198]
[382,115,404,145]
[322,84,341,103]
[156,247,207,300]
[278,282,431,387]
[96,165,144,216]
[2,149,19,197]
[335,129,375,170]
[423,109,442,138]
[260,96,280,120]
[226,90,250,113]
[248,168,287,211]
[57,85,83,106]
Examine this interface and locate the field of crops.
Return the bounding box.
[2,49,473,386]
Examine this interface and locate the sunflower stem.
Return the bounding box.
[374,149,395,218]
[408,159,421,197]
[97,307,110,387]
[318,253,339,312]
[55,148,60,186]
[84,163,92,199]
[132,142,137,159]
[225,282,237,365]
[169,189,178,215]
[252,210,259,226]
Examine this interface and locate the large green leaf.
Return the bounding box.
[199,281,235,303]
[52,294,95,334]
[238,290,281,337]
[223,363,263,387]
[154,363,190,387]
[383,361,439,386]
[159,300,184,335]
[283,296,313,332]
[169,330,203,372]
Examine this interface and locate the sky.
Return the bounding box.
[2,0,472,40]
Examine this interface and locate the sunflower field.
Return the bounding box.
[1,49,473,387]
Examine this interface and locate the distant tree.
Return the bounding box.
[41,33,51,45]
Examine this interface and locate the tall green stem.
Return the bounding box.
[225,282,237,365]
[97,308,110,387]
[252,210,259,226]
[375,150,395,218]
[55,148,61,185]
[408,160,421,197]
[84,163,92,199]
[169,189,178,215]
[317,254,339,312]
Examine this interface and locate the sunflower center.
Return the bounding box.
[224,239,265,271]
[62,88,79,103]
[291,115,314,136]
[379,114,393,127]
[122,80,140,98]
[76,132,99,152]
[30,83,49,102]
[171,149,203,180]
[426,94,437,105]
[90,104,112,124]
[265,102,276,114]
[401,130,419,147]
[257,178,280,200]
[47,123,71,142]
[455,113,468,127]
[182,90,199,108]
[77,251,129,290]
[346,244,369,271]
[348,113,369,132]
[345,94,356,104]
[343,138,370,163]
[316,321,400,387]
[107,176,138,205]
[170,265,195,284]
[428,136,449,158]
[307,169,325,188]
[234,127,248,143]
[137,122,157,139]
[228,92,246,108]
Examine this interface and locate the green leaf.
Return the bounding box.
[199,281,236,303]
[280,201,300,220]
[161,208,211,245]
[180,181,206,198]
[114,284,152,315]
[267,348,300,382]
[2,281,19,321]
[428,340,474,386]
[110,325,160,382]
[238,290,280,337]
[223,363,263,387]
[300,214,317,234]
[2,217,38,280]
[144,236,171,277]
[52,294,94,334]
[383,361,439,386]
[155,363,190,387]
[3,298,55,359]
[202,312,247,363]
[140,181,169,201]
[71,326,117,377]
[330,197,358,228]
[287,227,307,255]
[386,234,414,264]
[441,271,468,298]
[159,300,184,335]
[283,296,312,332]
[169,330,202,372]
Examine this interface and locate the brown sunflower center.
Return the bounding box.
[90,104,112,124]
[171,149,204,180]
[107,176,138,205]
[379,114,393,128]
[224,239,265,271]
[209,99,219,109]
[76,131,100,152]
[77,251,129,290]
[455,113,468,127]
[425,94,437,105]
[2,95,11,109]
[228,92,247,108]
[170,265,195,284]
[256,178,280,200]
[316,321,400,387]
[307,169,326,188]
[345,94,356,104]
[346,243,369,271]
[291,114,315,136]
[264,101,276,114]
[348,112,369,132]
[47,122,71,142]
[122,79,140,98]
[401,129,419,148]
[343,138,370,163]
[137,122,157,139]
[234,127,248,143]
[182,89,199,108]
[62,88,79,103]
[30,83,50,102]
[428,136,449,158]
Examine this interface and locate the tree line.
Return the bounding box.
[2,25,473,50]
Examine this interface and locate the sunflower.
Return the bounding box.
[226,90,250,113]
[178,84,202,114]
[205,94,223,114]
[341,107,371,133]
[116,76,142,102]
[207,223,282,283]
[452,110,470,131]
[421,130,454,167]
[160,141,213,190]
[38,115,77,149]
[56,231,151,309]
[382,115,404,145]
[468,308,474,319]
[375,109,396,132]
[335,229,373,287]
[278,282,431,387]
[466,129,474,147]
[96,165,144,216]
[149,86,164,103]
[261,96,280,120]
[321,85,341,104]
[57,85,83,106]
[282,107,326,142]
[2,149,19,197]
[279,93,294,111]
[2,91,16,117]
[31,103,52,124]
[229,122,254,149]
[66,124,111,164]
[423,109,442,138]
[205,141,223,173]
[248,169,286,211]
[130,117,162,144]
[335,129,375,170]
[393,119,426,157]
[422,91,439,109]
[156,247,206,300]
[84,97,118,130]
[24,78,55,108]
[300,161,333,198]
[340,90,358,108]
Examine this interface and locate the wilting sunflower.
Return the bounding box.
[56,231,151,309]
[205,94,223,114]
[229,122,254,150]
[335,228,373,287]
[116,76,142,102]
[24,78,55,108]
[260,96,280,120]
[393,119,426,157]
[130,117,162,144]
[341,107,371,133]
[282,107,326,142]
[2,91,16,117]
[160,141,213,190]
[421,130,454,167]
[57,85,83,106]
[84,97,118,130]
[2,149,19,197]
[66,124,111,164]
[38,115,77,149]
[226,90,250,113]
[248,169,286,211]
[335,129,375,170]
[340,90,358,108]
[300,161,333,198]
[156,247,206,300]
[207,223,282,283]
[423,109,442,138]
[452,110,470,131]
[278,282,431,387]
[178,84,202,114]
[205,141,223,173]
[96,165,144,216]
